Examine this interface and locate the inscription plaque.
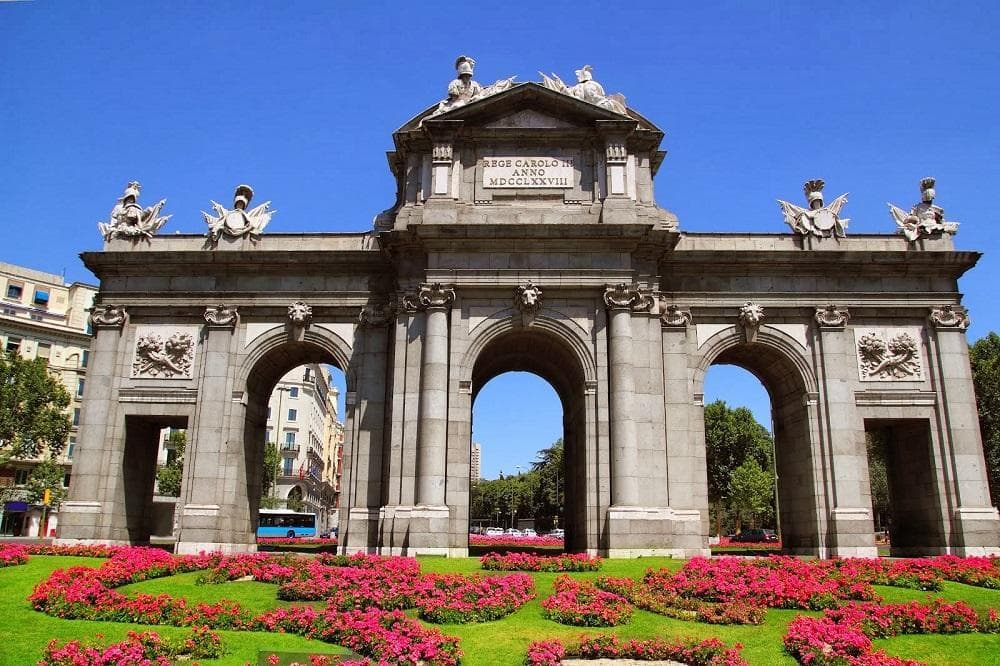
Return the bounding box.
[481,157,574,188]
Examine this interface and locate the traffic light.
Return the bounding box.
[43,489,51,506]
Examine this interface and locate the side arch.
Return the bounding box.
[692,325,817,397]
[238,325,357,398]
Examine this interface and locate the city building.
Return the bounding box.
[265,364,340,530]
[470,442,482,481]
[322,385,346,531]
[0,261,97,536]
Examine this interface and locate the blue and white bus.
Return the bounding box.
[256,509,317,538]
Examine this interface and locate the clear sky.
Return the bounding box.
[3,1,997,478]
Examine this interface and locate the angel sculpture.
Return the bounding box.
[98,181,171,241]
[777,179,849,239]
[203,184,274,244]
[539,65,628,115]
[888,177,958,242]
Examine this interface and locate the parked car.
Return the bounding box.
[504,528,522,536]
[484,527,504,537]
[521,528,537,538]
[549,528,565,539]
[732,528,778,543]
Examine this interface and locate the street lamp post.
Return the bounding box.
[510,465,523,529]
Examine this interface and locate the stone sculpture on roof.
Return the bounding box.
[428,56,516,119]
[203,184,275,245]
[539,65,628,114]
[777,179,849,238]
[888,177,958,242]
[98,181,171,241]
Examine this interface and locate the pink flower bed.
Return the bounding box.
[0,543,28,567]
[784,599,996,665]
[526,635,747,666]
[541,575,632,626]
[29,547,463,664]
[595,575,764,625]
[41,627,223,665]
[470,534,564,548]
[417,572,535,623]
[481,551,602,572]
[277,555,426,609]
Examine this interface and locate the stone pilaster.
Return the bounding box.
[175,321,252,554]
[927,306,1000,555]
[813,305,878,557]
[604,284,642,507]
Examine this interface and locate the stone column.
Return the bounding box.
[415,284,455,506]
[604,284,644,507]
[928,306,1000,555]
[813,305,878,558]
[56,305,128,544]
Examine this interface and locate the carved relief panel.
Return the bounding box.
[854,327,924,381]
[130,325,199,379]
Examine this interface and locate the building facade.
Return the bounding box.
[470,442,482,482]
[0,262,97,536]
[57,69,1000,558]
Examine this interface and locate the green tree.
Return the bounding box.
[155,430,186,497]
[728,458,773,529]
[531,439,564,530]
[0,352,72,463]
[704,400,774,534]
[25,457,66,509]
[260,441,281,508]
[970,332,1000,505]
[866,430,890,531]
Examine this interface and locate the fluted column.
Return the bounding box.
[414,284,455,506]
[604,284,649,507]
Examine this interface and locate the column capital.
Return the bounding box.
[409,283,456,311]
[660,303,693,328]
[928,304,970,331]
[88,304,127,329]
[204,304,239,329]
[603,283,653,311]
[358,302,395,328]
[815,304,850,329]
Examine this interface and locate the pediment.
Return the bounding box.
[396,82,662,134]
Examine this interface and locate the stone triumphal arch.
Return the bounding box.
[60,60,999,557]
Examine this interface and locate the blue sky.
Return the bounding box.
[3,2,998,478]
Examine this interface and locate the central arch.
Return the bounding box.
[468,324,592,552]
[694,326,824,554]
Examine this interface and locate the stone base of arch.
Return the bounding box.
[827,507,880,559]
[176,541,257,555]
[605,506,710,558]
[373,505,466,557]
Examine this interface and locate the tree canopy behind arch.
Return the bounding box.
[0,352,71,463]
[970,332,1000,505]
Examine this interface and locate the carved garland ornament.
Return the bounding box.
[603,283,653,312]
[815,304,851,328]
[857,330,922,380]
[418,283,456,309]
[288,301,313,327]
[928,305,970,330]
[132,332,195,378]
[204,304,239,328]
[89,304,127,328]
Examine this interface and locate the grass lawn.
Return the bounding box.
[2,554,999,665]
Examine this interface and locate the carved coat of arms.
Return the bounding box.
[132,331,196,378]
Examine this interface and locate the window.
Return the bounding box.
[287,408,297,422]
[33,289,50,307]
[5,337,21,354]
[284,431,296,447]
[77,378,85,397]
[2,307,14,316]
[5,283,23,300]
[63,473,71,488]
[72,408,80,426]
[267,407,271,419]
[289,387,299,398]
[37,343,51,364]
[66,438,76,460]
[14,469,28,485]
[282,458,294,476]
[81,350,89,368]
[303,368,311,381]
